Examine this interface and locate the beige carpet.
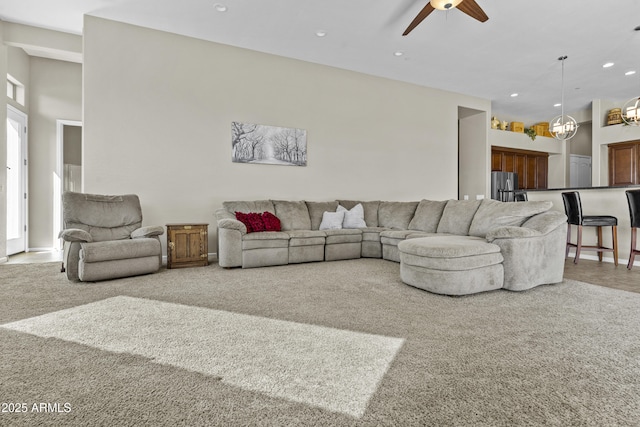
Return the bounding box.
[2,295,403,418]
[1,259,639,426]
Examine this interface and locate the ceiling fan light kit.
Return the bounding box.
[549,56,579,141]
[402,0,488,36]
[430,0,463,10]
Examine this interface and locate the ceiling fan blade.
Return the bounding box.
[456,0,489,22]
[402,3,435,36]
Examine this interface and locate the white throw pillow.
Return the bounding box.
[319,211,345,230]
[337,204,367,228]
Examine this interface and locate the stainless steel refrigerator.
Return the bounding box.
[491,172,518,202]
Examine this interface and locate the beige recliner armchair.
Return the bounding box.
[59,192,164,282]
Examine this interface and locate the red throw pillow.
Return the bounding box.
[246,212,265,232]
[262,212,281,231]
[235,212,254,233]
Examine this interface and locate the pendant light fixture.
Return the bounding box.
[622,26,640,126]
[622,96,640,126]
[549,55,579,141]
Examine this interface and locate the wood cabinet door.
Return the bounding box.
[515,154,527,188]
[536,155,548,189]
[609,144,636,186]
[503,152,515,173]
[491,151,503,171]
[525,156,538,189]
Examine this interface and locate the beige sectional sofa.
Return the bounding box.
[215,198,568,294]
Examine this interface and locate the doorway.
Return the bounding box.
[6,106,28,255]
[53,120,82,249]
[569,154,592,188]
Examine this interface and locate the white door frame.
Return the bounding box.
[54,119,82,249]
[6,105,28,255]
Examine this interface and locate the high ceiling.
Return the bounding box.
[1,0,640,122]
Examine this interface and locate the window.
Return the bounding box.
[7,75,25,106]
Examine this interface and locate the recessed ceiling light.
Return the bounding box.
[603,62,615,68]
[214,4,227,12]
[626,70,637,76]
[315,30,327,37]
[510,93,518,97]
[554,103,562,107]
[394,51,404,57]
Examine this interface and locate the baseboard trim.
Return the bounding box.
[567,251,637,266]
[27,247,59,253]
[0,256,8,264]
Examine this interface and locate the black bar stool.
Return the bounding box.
[514,190,528,202]
[625,189,640,269]
[561,191,618,265]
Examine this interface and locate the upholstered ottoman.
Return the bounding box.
[398,236,504,296]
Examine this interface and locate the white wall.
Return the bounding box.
[28,57,82,249]
[0,21,7,261]
[459,109,488,199]
[83,16,491,254]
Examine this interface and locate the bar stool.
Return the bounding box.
[514,190,528,202]
[561,191,618,265]
[625,189,640,269]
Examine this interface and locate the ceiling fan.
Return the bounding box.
[403,0,489,36]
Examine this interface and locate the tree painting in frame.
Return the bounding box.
[232,122,307,166]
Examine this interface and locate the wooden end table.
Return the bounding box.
[166,223,209,269]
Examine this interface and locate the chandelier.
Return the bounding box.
[549,56,579,141]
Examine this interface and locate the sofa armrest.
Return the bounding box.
[486,211,568,243]
[217,218,247,235]
[215,208,235,221]
[131,225,165,239]
[58,228,93,243]
[521,211,568,235]
[486,226,541,242]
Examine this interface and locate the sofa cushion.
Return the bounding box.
[436,200,482,236]
[323,228,362,244]
[80,238,160,263]
[306,201,339,230]
[62,192,143,242]
[242,231,290,250]
[408,200,448,232]
[286,230,326,247]
[224,200,275,215]
[398,236,503,271]
[378,201,419,229]
[272,200,311,231]
[469,199,553,237]
[337,204,367,228]
[361,227,386,242]
[380,230,438,246]
[337,200,380,227]
[59,228,93,243]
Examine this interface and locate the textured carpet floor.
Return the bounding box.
[1,259,639,426]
